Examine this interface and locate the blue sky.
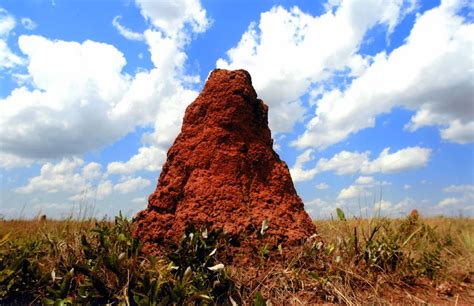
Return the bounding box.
[0,0,473,219]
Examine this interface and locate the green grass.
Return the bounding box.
[1,211,473,304]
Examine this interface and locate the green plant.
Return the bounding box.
[165,225,240,304]
[1,214,472,304]
[0,240,46,303]
[253,291,266,306]
[42,213,143,304]
[336,208,346,221]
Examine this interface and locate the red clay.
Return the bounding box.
[134,69,316,254]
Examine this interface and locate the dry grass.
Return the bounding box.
[229,216,474,304]
[1,214,473,304]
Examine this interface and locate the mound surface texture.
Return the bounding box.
[134,69,316,253]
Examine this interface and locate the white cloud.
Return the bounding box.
[1,0,207,171]
[360,147,431,174]
[113,176,151,194]
[437,184,474,209]
[217,0,414,133]
[443,184,474,193]
[355,176,374,185]
[82,162,102,180]
[404,184,412,189]
[317,151,370,175]
[305,197,347,219]
[21,17,37,30]
[135,0,210,37]
[0,152,34,169]
[0,8,15,36]
[315,182,330,190]
[291,146,431,182]
[0,9,23,69]
[324,0,343,12]
[16,158,87,194]
[439,120,474,144]
[107,146,166,174]
[96,180,113,199]
[106,30,201,175]
[307,196,419,219]
[337,184,369,200]
[0,36,132,166]
[105,0,207,175]
[14,158,115,202]
[337,175,391,201]
[68,180,113,202]
[132,196,146,204]
[438,197,465,207]
[1,28,199,170]
[294,1,474,149]
[0,39,23,68]
[112,16,144,41]
[14,157,151,202]
[289,149,319,182]
[374,200,392,211]
[391,197,417,214]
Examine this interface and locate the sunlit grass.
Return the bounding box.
[1,212,473,304]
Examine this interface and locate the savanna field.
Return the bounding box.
[1,211,473,304]
[1,1,473,305]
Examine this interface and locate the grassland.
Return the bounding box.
[1,212,473,304]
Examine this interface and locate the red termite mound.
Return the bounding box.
[134,69,316,254]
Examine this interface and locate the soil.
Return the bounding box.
[134,69,316,255]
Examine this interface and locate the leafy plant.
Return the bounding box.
[336,208,346,221]
[0,240,46,303]
[165,225,240,304]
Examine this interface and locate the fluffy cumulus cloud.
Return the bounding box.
[135,0,210,37]
[107,147,167,174]
[290,146,431,182]
[217,0,415,133]
[0,0,209,170]
[105,0,210,174]
[15,158,151,202]
[113,176,151,194]
[355,176,375,185]
[0,36,132,167]
[337,175,390,200]
[337,184,368,200]
[437,184,474,211]
[294,0,474,149]
[15,158,88,194]
[360,147,432,174]
[1,0,473,218]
